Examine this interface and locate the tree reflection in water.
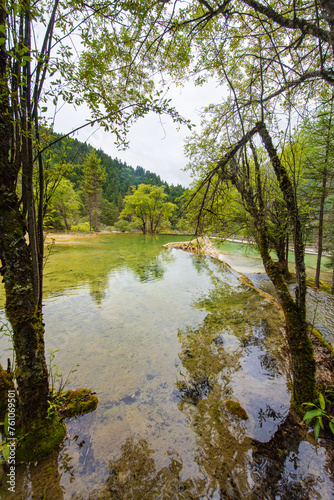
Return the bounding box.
[4,253,332,499]
[84,259,333,499]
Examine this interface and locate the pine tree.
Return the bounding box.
[81,150,106,231]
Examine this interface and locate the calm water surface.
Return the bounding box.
[0,234,333,499]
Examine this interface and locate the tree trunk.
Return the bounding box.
[256,121,315,405]
[94,192,98,232]
[0,364,15,422]
[315,101,332,288]
[0,173,50,430]
[257,122,307,319]
[220,123,315,405]
[0,3,49,430]
[315,171,327,288]
[257,233,315,406]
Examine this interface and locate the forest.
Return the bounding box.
[43,132,186,232]
[0,0,334,497]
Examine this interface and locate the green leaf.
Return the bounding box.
[2,442,10,461]
[314,419,321,441]
[318,416,324,429]
[329,420,334,435]
[303,408,324,421]
[319,393,326,410]
[4,413,9,437]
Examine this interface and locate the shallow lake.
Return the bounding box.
[0,234,333,499]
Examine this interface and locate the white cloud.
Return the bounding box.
[52,80,223,187]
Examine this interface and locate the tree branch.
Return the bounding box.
[242,0,334,46]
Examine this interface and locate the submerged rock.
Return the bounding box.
[177,374,214,405]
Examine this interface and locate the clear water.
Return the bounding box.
[0,234,333,499]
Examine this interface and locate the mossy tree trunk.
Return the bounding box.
[215,121,316,406]
[0,3,50,431]
[0,364,15,423]
[256,121,315,405]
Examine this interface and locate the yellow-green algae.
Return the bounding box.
[311,327,334,357]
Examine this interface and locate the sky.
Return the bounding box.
[52,80,224,188]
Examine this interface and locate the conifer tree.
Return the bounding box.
[81,150,106,231]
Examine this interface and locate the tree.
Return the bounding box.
[81,150,106,232]
[140,0,334,404]
[324,201,334,294]
[0,0,65,456]
[50,178,80,231]
[183,115,316,405]
[100,199,119,227]
[0,0,184,459]
[297,103,334,288]
[120,184,177,234]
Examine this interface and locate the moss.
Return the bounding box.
[311,327,334,357]
[59,388,98,418]
[16,414,66,463]
[225,400,249,420]
[0,365,15,422]
[306,277,331,294]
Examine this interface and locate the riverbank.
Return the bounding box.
[44,232,102,244]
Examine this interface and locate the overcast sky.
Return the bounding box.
[52,80,223,188]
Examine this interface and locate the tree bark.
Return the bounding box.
[256,121,307,319]
[0,3,49,430]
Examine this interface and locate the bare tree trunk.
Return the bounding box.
[95,191,98,231]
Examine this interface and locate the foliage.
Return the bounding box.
[47,350,79,405]
[49,133,187,209]
[48,178,80,231]
[0,321,15,372]
[0,413,11,463]
[303,389,334,440]
[120,184,177,234]
[70,221,91,232]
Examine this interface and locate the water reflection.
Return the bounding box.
[130,252,175,284]
[0,236,333,499]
